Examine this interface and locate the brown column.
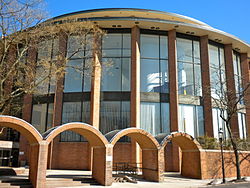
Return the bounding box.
[130,26,141,165]
[49,32,67,169]
[92,145,113,186]
[89,34,102,170]
[168,30,180,172]
[142,149,163,182]
[90,33,102,129]
[240,53,250,136]
[19,46,37,165]
[224,44,239,136]
[168,30,178,132]
[200,36,213,137]
[29,141,48,188]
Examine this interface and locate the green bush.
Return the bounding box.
[196,136,250,151]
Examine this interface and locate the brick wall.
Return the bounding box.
[51,139,89,170]
[200,150,250,179]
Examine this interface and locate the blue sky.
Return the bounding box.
[45,0,250,44]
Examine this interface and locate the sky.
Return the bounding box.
[45,0,250,44]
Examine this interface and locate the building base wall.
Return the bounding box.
[200,150,250,179]
[51,140,90,170]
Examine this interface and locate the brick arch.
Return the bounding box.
[160,132,202,150]
[108,128,162,182]
[0,115,42,144]
[44,122,109,146]
[159,132,202,179]
[109,128,159,149]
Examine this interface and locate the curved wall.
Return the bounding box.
[20,8,250,169]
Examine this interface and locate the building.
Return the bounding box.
[0,8,249,187]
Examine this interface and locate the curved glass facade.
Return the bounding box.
[29,28,248,141]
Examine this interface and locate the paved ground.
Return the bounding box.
[1,169,250,188]
[45,170,250,188]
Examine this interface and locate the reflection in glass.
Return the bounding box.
[61,101,90,142]
[209,44,226,99]
[140,102,170,136]
[140,34,168,93]
[177,38,201,96]
[99,101,130,134]
[178,104,204,138]
[31,103,54,133]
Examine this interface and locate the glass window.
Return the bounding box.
[178,104,204,138]
[212,108,229,139]
[35,39,58,95]
[140,102,170,136]
[177,38,192,63]
[209,44,226,99]
[238,113,247,139]
[177,38,202,96]
[64,59,83,92]
[101,33,131,91]
[141,59,160,92]
[60,101,90,142]
[99,101,130,134]
[140,34,168,93]
[233,53,243,103]
[141,34,159,59]
[31,103,54,133]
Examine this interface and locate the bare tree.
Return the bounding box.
[0,0,104,116]
[208,65,250,180]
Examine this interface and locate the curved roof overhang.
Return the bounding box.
[45,8,249,56]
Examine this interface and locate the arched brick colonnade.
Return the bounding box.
[106,128,163,182]
[0,115,44,188]
[157,132,202,179]
[0,116,203,187]
[43,122,112,186]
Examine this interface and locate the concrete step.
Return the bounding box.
[0,184,32,188]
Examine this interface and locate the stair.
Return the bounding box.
[0,177,32,188]
[46,176,99,188]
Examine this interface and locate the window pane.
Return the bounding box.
[46,103,54,130]
[64,59,83,92]
[121,58,131,91]
[31,104,47,133]
[160,60,169,93]
[67,36,84,58]
[160,36,168,59]
[194,64,202,96]
[178,62,194,95]
[34,65,49,95]
[37,40,52,61]
[103,34,122,49]
[178,105,195,137]
[196,106,204,137]
[61,102,82,142]
[83,58,92,91]
[209,45,220,68]
[193,41,200,63]
[140,59,160,92]
[177,38,192,63]
[141,34,159,59]
[99,101,130,134]
[161,103,170,134]
[123,34,131,57]
[101,58,121,91]
[140,102,161,136]
[82,101,90,124]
